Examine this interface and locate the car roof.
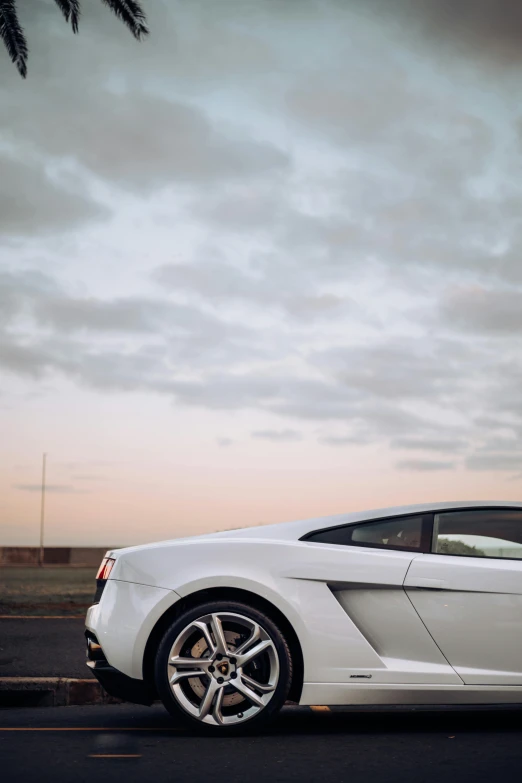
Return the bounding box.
[209,500,522,542]
[111,500,522,555]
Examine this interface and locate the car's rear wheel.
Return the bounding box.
[154,600,292,732]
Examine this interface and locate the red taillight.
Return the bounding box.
[96,557,115,581]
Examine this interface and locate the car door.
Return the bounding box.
[404,507,522,686]
[301,513,462,685]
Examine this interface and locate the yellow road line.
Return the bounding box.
[310,705,331,712]
[89,754,142,758]
[0,727,180,732]
[0,616,84,620]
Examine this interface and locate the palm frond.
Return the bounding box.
[0,0,28,77]
[54,0,81,34]
[100,0,148,40]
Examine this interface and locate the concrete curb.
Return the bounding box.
[0,678,123,708]
[0,679,298,711]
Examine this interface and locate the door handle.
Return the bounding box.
[406,577,445,590]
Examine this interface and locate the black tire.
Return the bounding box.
[154,600,293,733]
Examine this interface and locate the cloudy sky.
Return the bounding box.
[1,0,522,546]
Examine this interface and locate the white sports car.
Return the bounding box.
[85,501,522,731]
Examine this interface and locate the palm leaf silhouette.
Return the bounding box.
[0,0,28,78]
[54,0,81,34]
[101,0,148,40]
[1,0,148,77]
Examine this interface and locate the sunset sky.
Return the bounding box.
[1,0,522,546]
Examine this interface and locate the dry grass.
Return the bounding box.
[0,567,96,616]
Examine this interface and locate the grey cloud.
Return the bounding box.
[216,437,234,448]
[0,269,58,296]
[3,0,522,482]
[312,340,468,402]
[69,94,287,191]
[3,269,522,472]
[287,70,412,148]
[392,437,468,453]
[33,296,221,335]
[442,287,522,334]
[251,429,302,442]
[473,363,522,430]
[284,295,347,319]
[4,265,522,475]
[13,483,86,493]
[332,1,522,70]
[29,0,502,97]
[165,375,287,411]
[0,269,59,328]
[1,264,262,344]
[71,474,108,482]
[164,373,352,421]
[35,297,164,334]
[7,0,519,300]
[0,332,265,392]
[0,4,289,234]
[391,0,522,65]
[153,260,276,304]
[287,49,493,177]
[258,380,360,422]
[473,415,521,433]
[166,375,430,441]
[347,404,439,441]
[191,184,375,274]
[0,337,52,378]
[0,270,282,396]
[70,347,191,392]
[281,115,502,285]
[153,260,352,321]
[396,459,456,471]
[59,461,116,468]
[319,435,367,446]
[14,0,283,88]
[195,188,283,233]
[475,437,522,454]
[3,90,288,194]
[278,8,522,290]
[0,156,108,238]
[466,454,522,472]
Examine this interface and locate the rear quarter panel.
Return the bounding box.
[108,538,416,684]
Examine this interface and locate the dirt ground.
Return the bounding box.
[0,567,96,616]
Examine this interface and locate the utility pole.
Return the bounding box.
[39,453,47,567]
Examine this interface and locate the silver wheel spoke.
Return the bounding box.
[236,639,272,667]
[168,655,212,684]
[232,676,265,708]
[169,656,212,671]
[198,678,219,720]
[192,620,216,656]
[212,686,225,725]
[210,614,229,656]
[241,672,276,694]
[234,623,261,656]
[170,669,207,685]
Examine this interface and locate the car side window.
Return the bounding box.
[433,509,522,559]
[304,514,428,552]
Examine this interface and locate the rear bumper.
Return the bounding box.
[84,579,180,680]
[87,662,155,705]
[86,632,155,705]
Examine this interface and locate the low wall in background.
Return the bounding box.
[0,547,118,566]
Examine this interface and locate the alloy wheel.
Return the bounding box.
[166,611,280,726]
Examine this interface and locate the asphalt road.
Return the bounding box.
[0,618,92,678]
[1,703,522,783]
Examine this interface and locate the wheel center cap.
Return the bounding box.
[217,660,229,676]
